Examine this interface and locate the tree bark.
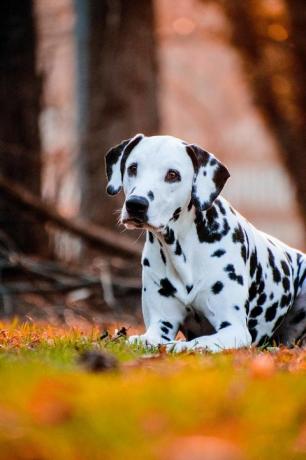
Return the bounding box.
[0,1,47,253]
[218,0,306,232]
[75,0,159,228]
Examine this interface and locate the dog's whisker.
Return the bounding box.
[113,209,122,215]
[133,231,145,244]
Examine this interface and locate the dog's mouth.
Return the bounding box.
[122,218,163,232]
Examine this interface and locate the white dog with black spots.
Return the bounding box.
[105,134,306,352]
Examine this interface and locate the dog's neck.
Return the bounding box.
[152,203,199,288]
[149,197,233,290]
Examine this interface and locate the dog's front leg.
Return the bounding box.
[168,323,252,353]
[168,286,252,353]
[128,287,185,347]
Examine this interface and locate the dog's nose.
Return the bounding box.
[126,195,149,219]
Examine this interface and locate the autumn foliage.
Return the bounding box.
[0,322,305,460]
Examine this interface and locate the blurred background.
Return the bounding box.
[0,0,305,326]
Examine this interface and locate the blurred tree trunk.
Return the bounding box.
[75,0,159,228]
[0,1,48,254]
[218,0,306,232]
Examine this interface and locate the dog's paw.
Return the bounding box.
[166,340,212,353]
[128,334,160,347]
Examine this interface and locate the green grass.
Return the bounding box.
[0,322,305,460]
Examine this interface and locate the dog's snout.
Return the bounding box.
[126,195,149,219]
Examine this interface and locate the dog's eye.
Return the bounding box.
[127,163,137,177]
[165,169,181,183]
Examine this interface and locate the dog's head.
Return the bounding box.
[105,134,230,231]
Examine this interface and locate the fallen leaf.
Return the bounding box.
[161,435,245,460]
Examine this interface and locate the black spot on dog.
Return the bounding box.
[249,328,258,342]
[250,250,258,278]
[215,199,226,215]
[194,207,230,244]
[230,273,243,285]
[147,191,154,201]
[186,285,193,294]
[172,207,181,221]
[281,294,292,308]
[211,249,226,258]
[244,230,250,260]
[160,249,166,265]
[106,139,130,184]
[249,282,257,301]
[258,280,265,294]
[265,302,278,321]
[294,253,304,297]
[212,163,230,201]
[270,293,274,300]
[164,227,175,245]
[281,260,290,276]
[256,264,263,285]
[212,281,224,294]
[175,240,182,256]
[206,206,219,229]
[241,245,247,264]
[120,135,143,179]
[257,335,270,347]
[250,306,263,318]
[220,321,231,329]
[245,300,250,315]
[273,267,281,283]
[248,319,258,329]
[162,321,173,329]
[210,158,217,166]
[161,326,169,334]
[282,277,290,292]
[257,293,267,305]
[224,264,234,272]
[203,170,207,176]
[234,305,240,311]
[290,310,306,325]
[232,224,245,245]
[159,278,177,297]
[224,264,244,285]
[143,258,150,267]
[285,251,293,263]
[187,200,193,211]
[161,335,170,341]
[148,232,154,243]
[144,287,147,292]
[268,248,281,283]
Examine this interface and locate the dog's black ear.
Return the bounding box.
[186,144,230,211]
[105,134,144,195]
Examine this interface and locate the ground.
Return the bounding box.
[0,322,305,460]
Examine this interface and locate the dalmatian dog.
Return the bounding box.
[105,134,306,352]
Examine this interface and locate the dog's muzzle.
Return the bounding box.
[125,195,149,223]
